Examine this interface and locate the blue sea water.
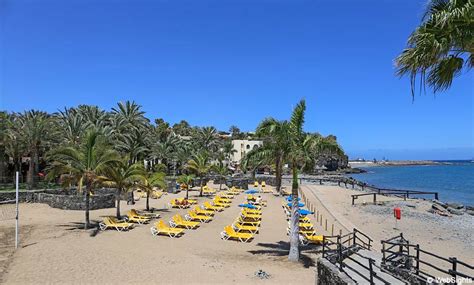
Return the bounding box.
[349,161,474,206]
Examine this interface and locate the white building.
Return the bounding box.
[231,140,263,163]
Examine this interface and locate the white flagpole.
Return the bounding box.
[15,171,19,249]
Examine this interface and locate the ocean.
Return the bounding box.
[349,161,474,206]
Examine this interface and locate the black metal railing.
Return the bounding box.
[381,233,474,283]
[322,228,382,284]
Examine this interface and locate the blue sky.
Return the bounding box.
[1,0,473,160]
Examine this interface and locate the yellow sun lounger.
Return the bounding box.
[186,210,213,223]
[150,220,185,237]
[221,226,254,242]
[170,215,200,229]
[194,206,215,216]
[232,222,259,234]
[253,181,259,187]
[151,190,164,199]
[301,233,324,245]
[240,213,261,221]
[204,202,224,212]
[131,209,160,219]
[177,198,198,205]
[242,208,262,215]
[235,217,261,227]
[169,199,191,209]
[261,181,266,187]
[99,217,134,231]
[215,196,231,202]
[126,211,150,224]
[213,199,231,208]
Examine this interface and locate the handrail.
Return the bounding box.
[381,234,474,281]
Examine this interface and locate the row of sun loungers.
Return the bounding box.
[99,209,159,231]
[220,200,263,243]
[282,199,323,245]
[151,187,241,238]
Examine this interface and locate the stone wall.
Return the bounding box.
[317,258,356,285]
[0,188,115,210]
[0,190,45,203]
[36,192,115,210]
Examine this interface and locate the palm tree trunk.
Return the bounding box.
[116,188,121,219]
[186,187,189,199]
[85,184,91,229]
[27,151,35,189]
[146,191,150,211]
[199,177,203,197]
[288,165,300,262]
[275,156,282,193]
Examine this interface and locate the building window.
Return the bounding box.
[246,144,250,149]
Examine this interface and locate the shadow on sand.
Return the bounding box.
[247,241,322,268]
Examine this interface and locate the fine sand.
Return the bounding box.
[301,184,474,277]
[1,182,472,284]
[0,184,318,284]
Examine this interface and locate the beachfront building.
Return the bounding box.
[231,139,263,163]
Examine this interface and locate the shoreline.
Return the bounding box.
[300,184,474,275]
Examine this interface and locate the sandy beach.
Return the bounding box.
[1,182,472,284]
[0,185,318,285]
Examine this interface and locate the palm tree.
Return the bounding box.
[212,160,229,190]
[254,118,291,193]
[196,127,219,153]
[18,110,52,189]
[177,174,195,199]
[128,169,166,211]
[112,101,149,130]
[395,0,473,97]
[103,159,144,218]
[47,130,120,229]
[186,152,210,197]
[286,100,307,262]
[54,107,87,146]
[221,140,237,162]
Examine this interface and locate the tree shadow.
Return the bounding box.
[55,221,102,237]
[247,241,322,268]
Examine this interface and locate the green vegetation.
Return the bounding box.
[1,99,347,258]
[244,100,345,262]
[396,0,473,96]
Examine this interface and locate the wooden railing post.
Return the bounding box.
[450,257,458,279]
[353,228,357,246]
[337,235,343,270]
[415,244,420,275]
[369,258,375,285]
[373,193,377,204]
[382,242,386,265]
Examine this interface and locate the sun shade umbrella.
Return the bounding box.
[286,196,301,202]
[238,204,258,209]
[287,202,305,208]
[299,209,314,215]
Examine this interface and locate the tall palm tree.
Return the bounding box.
[47,131,120,229]
[286,100,307,262]
[135,170,166,211]
[212,160,229,190]
[103,159,144,218]
[196,126,219,153]
[112,100,149,131]
[186,152,210,197]
[396,0,473,97]
[254,118,291,193]
[54,107,87,146]
[177,174,195,199]
[18,110,52,188]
